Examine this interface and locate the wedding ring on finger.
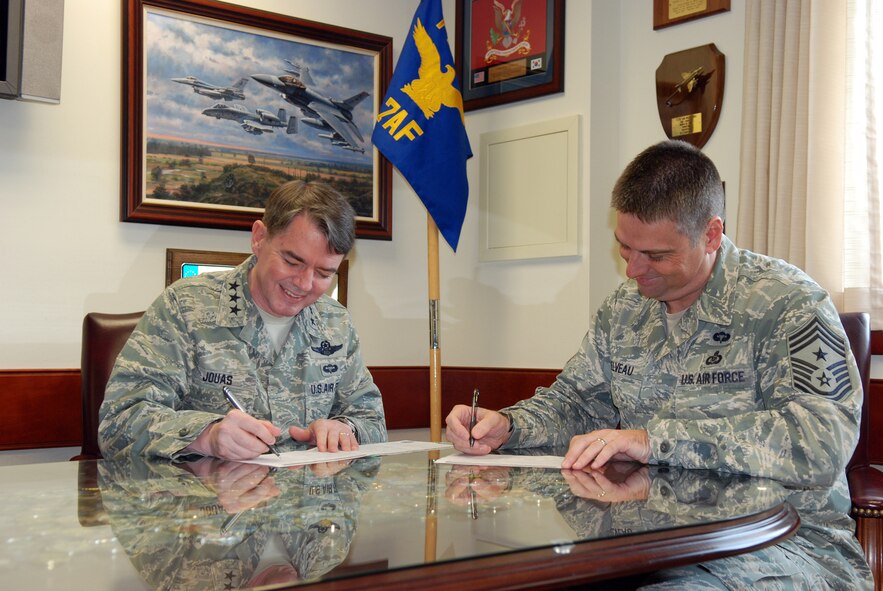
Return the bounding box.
[598,489,606,497]
[340,431,349,439]
[596,437,607,447]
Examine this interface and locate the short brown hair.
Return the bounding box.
[611,140,725,245]
[262,181,356,255]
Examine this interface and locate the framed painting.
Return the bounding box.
[123,0,393,240]
[165,248,348,306]
[455,0,565,112]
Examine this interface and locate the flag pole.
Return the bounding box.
[427,213,442,443]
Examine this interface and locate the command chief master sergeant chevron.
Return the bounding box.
[446,140,873,589]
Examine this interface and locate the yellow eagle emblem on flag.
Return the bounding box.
[401,18,465,123]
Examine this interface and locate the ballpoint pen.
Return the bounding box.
[222,386,281,456]
[220,467,277,533]
[468,388,479,448]
[220,509,244,533]
[468,471,478,520]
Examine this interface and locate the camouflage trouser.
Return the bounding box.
[570,543,870,590]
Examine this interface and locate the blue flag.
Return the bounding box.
[371,0,473,251]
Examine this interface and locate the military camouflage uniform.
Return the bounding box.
[511,465,872,590]
[99,256,386,459]
[500,236,873,589]
[98,454,379,590]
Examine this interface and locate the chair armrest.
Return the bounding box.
[848,465,883,515]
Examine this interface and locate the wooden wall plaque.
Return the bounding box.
[655,43,725,149]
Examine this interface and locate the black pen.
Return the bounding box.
[468,388,479,447]
[222,386,280,456]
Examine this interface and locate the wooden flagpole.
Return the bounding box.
[425,216,442,564]
[427,213,442,443]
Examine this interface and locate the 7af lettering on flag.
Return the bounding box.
[371,0,473,251]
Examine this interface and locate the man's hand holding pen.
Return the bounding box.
[184,409,283,460]
[445,404,512,454]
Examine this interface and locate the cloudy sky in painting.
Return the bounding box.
[144,8,376,165]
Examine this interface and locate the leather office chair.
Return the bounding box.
[71,311,143,461]
[839,312,882,585]
[71,311,142,527]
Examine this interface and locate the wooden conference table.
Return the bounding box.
[0,447,799,590]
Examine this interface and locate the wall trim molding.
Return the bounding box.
[0,369,81,450]
[7,365,881,458]
[0,366,559,451]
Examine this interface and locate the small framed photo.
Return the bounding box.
[455,0,565,112]
[653,0,730,30]
[165,248,348,306]
[123,0,393,240]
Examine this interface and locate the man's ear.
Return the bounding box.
[251,220,267,255]
[705,217,724,252]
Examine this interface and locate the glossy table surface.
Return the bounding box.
[0,448,799,590]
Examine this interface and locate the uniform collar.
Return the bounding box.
[692,235,739,327]
[215,255,326,342]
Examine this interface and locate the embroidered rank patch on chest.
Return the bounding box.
[788,316,850,400]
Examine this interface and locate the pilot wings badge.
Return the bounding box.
[788,316,851,400]
[311,340,343,356]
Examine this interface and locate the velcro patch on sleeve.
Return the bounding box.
[788,315,850,400]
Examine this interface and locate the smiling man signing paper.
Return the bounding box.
[445,141,872,589]
[100,181,386,461]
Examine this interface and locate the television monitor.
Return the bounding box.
[0,0,23,99]
[165,248,348,306]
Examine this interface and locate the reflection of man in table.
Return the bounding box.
[447,461,870,589]
[98,455,378,590]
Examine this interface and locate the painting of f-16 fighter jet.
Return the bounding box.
[170,76,249,101]
[126,1,392,239]
[251,61,368,153]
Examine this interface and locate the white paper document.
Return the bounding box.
[434,452,564,469]
[241,440,452,467]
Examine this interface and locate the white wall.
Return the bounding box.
[0,1,745,376]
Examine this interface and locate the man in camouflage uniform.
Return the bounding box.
[99,453,379,589]
[445,140,873,588]
[100,181,386,460]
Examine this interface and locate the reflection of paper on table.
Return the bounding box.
[434,453,564,469]
[241,440,452,467]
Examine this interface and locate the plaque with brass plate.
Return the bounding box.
[655,43,724,149]
[653,0,731,30]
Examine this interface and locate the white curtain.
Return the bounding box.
[738,1,883,328]
[736,0,847,308]
[842,0,883,329]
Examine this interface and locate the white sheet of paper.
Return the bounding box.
[240,440,452,467]
[434,452,564,469]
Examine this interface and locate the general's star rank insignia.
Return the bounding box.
[788,316,851,400]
